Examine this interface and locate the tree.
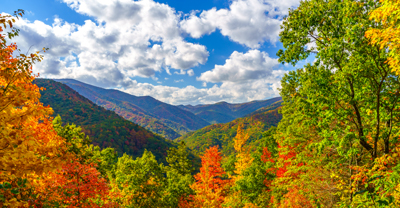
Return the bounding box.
[276,0,400,205]
[183,146,230,208]
[90,146,118,180]
[52,115,93,162]
[163,141,194,207]
[166,141,194,176]
[366,0,400,75]
[32,160,112,208]
[233,124,254,181]
[0,10,67,207]
[223,125,255,207]
[113,150,166,207]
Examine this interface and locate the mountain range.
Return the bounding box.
[55,79,282,140]
[177,97,282,124]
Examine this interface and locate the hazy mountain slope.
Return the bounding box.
[246,100,283,116]
[177,101,282,156]
[177,97,282,124]
[35,79,174,161]
[195,111,236,124]
[54,79,210,139]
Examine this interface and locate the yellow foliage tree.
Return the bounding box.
[223,125,255,208]
[233,124,254,181]
[0,11,67,206]
[366,0,400,74]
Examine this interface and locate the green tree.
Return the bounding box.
[113,150,166,207]
[90,147,118,179]
[276,0,400,206]
[52,115,92,160]
[166,141,194,175]
[163,141,194,207]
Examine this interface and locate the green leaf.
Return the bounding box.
[377,200,389,206]
[3,182,11,189]
[11,188,19,195]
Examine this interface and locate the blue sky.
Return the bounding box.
[3,0,306,105]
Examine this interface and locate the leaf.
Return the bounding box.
[377,200,389,206]
[10,189,19,195]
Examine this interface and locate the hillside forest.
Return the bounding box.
[2,0,400,207]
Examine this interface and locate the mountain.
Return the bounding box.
[176,100,282,156]
[34,79,175,161]
[177,97,282,124]
[53,79,210,140]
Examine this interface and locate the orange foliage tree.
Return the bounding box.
[0,10,67,207]
[181,146,230,208]
[32,160,114,208]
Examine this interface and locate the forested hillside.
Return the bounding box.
[55,79,210,139]
[177,101,282,156]
[178,97,282,124]
[34,79,174,160]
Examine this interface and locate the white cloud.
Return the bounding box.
[121,48,286,105]
[174,69,187,75]
[187,69,194,76]
[198,49,278,83]
[180,0,300,48]
[8,0,209,83]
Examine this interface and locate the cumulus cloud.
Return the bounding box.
[198,49,278,83]
[187,69,194,76]
[180,0,300,48]
[121,49,286,105]
[173,69,195,76]
[9,0,208,83]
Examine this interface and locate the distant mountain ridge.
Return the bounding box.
[177,97,282,124]
[177,100,283,156]
[34,79,174,161]
[54,79,210,140]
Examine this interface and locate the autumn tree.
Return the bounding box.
[182,146,230,208]
[0,10,67,207]
[32,160,112,208]
[233,125,254,179]
[226,127,280,208]
[224,125,254,207]
[366,0,400,75]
